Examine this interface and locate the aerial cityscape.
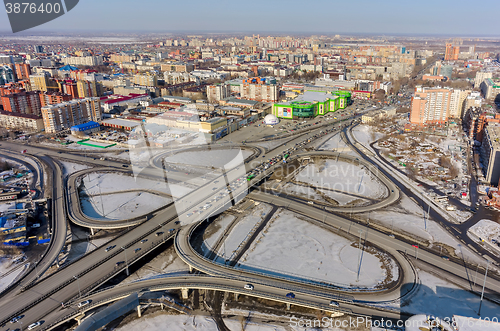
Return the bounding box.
[0,1,499,331]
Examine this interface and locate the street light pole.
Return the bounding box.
[478,260,490,316]
[74,275,81,299]
[122,247,129,276]
[356,230,362,282]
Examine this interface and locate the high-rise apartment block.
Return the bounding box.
[41,97,101,133]
[474,71,493,88]
[410,86,453,124]
[444,43,459,61]
[0,65,15,85]
[207,84,230,103]
[1,91,42,115]
[14,63,31,80]
[240,77,278,102]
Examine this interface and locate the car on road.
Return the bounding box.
[78,300,91,308]
[388,234,395,238]
[121,164,128,168]
[105,245,116,252]
[412,244,419,248]
[141,239,148,243]
[10,315,24,323]
[329,300,339,307]
[28,321,42,330]
[441,256,450,260]
[134,248,141,253]
[307,201,314,205]
[286,292,295,299]
[155,231,164,237]
[244,284,254,290]
[175,220,181,224]
[116,261,125,266]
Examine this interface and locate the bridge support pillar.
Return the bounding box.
[74,313,85,325]
[189,265,194,273]
[286,303,291,310]
[137,305,141,317]
[234,293,239,301]
[181,288,189,300]
[160,302,164,310]
[90,228,95,236]
[56,256,60,268]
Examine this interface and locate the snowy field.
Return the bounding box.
[352,125,384,154]
[295,160,387,199]
[60,161,90,176]
[468,219,500,242]
[123,246,191,284]
[202,215,236,256]
[365,196,489,265]
[81,172,193,199]
[239,210,397,289]
[215,203,272,263]
[317,133,358,156]
[81,192,171,220]
[282,183,328,203]
[114,313,349,331]
[390,270,500,320]
[0,257,27,292]
[163,149,252,168]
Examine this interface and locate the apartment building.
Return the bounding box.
[62,56,104,66]
[207,84,230,103]
[410,86,453,124]
[474,71,493,88]
[41,97,101,133]
[482,125,500,185]
[1,91,42,115]
[0,111,44,131]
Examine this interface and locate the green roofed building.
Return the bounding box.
[272,90,351,119]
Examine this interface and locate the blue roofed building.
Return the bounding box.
[70,121,100,134]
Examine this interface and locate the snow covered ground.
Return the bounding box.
[60,161,90,176]
[238,210,397,289]
[81,172,193,199]
[215,203,272,263]
[317,133,358,156]
[318,189,370,206]
[255,138,293,150]
[81,192,171,220]
[123,246,191,284]
[0,257,27,292]
[163,149,252,169]
[114,314,218,331]
[352,125,383,154]
[202,215,236,256]
[114,313,349,331]
[468,219,500,243]
[364,196,490,265]
[282,183,328,203]
[295,160,387,199]
[390,270,500,320]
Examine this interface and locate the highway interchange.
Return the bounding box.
[1,112,500,330]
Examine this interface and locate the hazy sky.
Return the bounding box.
[0,0,498,36]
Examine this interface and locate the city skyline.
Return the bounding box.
[0,0,499,36]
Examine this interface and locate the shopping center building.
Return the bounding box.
[272,90,351,119]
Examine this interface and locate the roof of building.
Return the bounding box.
[224,97,258,106]
[279,90,338,105]
[70,121,100,131]
[58,65,79,71]
[0,110,42,120]
[102,118,141,128]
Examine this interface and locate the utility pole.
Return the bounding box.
[478,260,490,316]
[74,275,81,298]
[356,230,363,282]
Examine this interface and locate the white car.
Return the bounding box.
[28,322,42,330]
[244,284,254,290]
[78,300,91,308]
